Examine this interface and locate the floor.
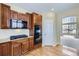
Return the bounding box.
[26,46,78,56]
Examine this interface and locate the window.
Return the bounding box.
[62,16,77,35]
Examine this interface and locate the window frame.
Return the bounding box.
[62,16,77,35]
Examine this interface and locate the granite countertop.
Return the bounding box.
[0,36,34,43]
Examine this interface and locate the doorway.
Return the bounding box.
[42,14,56,46]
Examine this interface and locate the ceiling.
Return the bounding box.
[10,3,79,13]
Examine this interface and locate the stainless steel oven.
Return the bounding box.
[34,25,42,45]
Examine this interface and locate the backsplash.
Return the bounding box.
[0,29,29,39]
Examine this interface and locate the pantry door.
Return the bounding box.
[42,18,56,46]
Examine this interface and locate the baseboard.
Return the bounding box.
[42,44,62,47]
[43,45,53,47]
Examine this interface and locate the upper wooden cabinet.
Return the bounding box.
[18,13,26,21]
[37,15,42,26]
[11,10,18,19]
[30,13,42,36]
[0,3,10,29]
[32,13,42,25]
[11,10,26,20]
[31,13,37,25]
[26,13,32,29]
[0,4,42,29]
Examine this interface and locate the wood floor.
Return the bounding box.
[26,46,78,56]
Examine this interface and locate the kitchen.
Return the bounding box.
[0,3,42,56]
[0,3,79,56]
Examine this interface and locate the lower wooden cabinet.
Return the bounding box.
[11,37,34,56]
[21,39,29,55]
[11,42,21,56]
[28,37,34,50]
[0,44,2,56]
[0,37,34,56]
[0,42,10,56]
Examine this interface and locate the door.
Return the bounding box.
[12,42,21,56]
[11,10,18,19]
[29,37,34,50]
[0,45,2,56]
[21,40,29,54]
[1,4,10,28]
[42,17,56,46]
[2,43,10,56]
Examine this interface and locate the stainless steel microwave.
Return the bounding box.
[9,19,27,29]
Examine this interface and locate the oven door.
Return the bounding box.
[34,25,42,45]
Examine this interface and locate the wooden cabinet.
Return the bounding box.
[31,13,42,48]
[26,13,32,29]
[11,42,21,56]
[0,37,34,56]
[11,10,18,19]
[20,37,34,54]
[31,13,42,35]
[31,13,36,27]
[18,13,26,20]
[11,38,29,55]
[11,11,31,29]
[37,15,42,34]
[37,15,42,26]
[28,37,34,50]
[32,13,42,25]
[29,13,35,36]
[2,42,10,56]
[0,44,2,56]
[0,42,10,56]
[0,4,32,29]
[11,11,27,21]
[21,39,29,55]
[0,3,10,29]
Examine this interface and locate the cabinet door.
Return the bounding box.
[37,15,42,33]
[1,42,10,56]
[1,4,10,28]
[29,37,34,50]
[11,10,18,19]
[0,42,10,56]
[32,13,37,24]
[18,13,22,20]
[31,13,42,25]
[25,13,32,29]
[18,13,26,20]
[21,40,29,54]
[12,42,21,56]
[22,14,26,21]
[0,45,2,56]
[37,15,42,26]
